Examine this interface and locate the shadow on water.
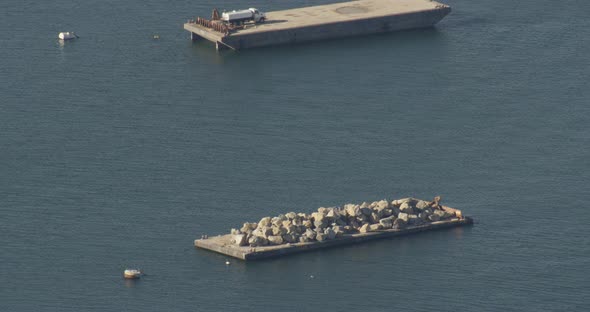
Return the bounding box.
[123,278,142,289]
[447,16,492,28]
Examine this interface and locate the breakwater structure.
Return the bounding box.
[195,197,473,260]
[184,0,451,50]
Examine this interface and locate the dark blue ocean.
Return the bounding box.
[1,0,588,311]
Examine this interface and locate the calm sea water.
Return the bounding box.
[1,0,589,311]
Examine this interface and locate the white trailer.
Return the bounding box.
[221,8,266,24]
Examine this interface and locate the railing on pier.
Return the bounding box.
[189,16,230,35]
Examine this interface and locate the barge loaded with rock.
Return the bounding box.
[195,196,473,260]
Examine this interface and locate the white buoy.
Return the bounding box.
[310,275,314,279]
[58,32,78,40]
[124,269,142,279]
[225,260,230,265]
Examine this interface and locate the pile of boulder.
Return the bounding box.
[228,197,460,247]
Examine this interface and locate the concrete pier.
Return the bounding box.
[195,217,473,261]
[184,0,451,50]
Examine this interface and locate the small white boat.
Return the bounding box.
[58,32,78,40]
[123,269,142,279]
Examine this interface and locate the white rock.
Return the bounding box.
[240,222,257,234]
[326,208,339,218]
[332,226,345,237]
[271,217,282,227]
[251,228,266,238]
[231,234,248,246]
[267,235,284,245]
[258,217,271,228]
[317,207,330,214]
[392,198,411,206]
[344,204,360,217]
[368,224,382,232]
[282,220,292,228]
[397,212,409,223]
[399,202,415,214]
[376,200,389,210]
[415,200,430,210]
[359,224,370,233]
[248,236,268,247]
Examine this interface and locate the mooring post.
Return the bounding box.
[215,41,225,51]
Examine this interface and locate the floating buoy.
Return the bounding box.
[58,32,78,40]
[309,275,314,279]
[153,35,160,39]
[124,269,142,279]
[225,260,230,265]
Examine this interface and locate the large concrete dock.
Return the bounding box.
[184,0,451,50]
[196,216,473,261]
